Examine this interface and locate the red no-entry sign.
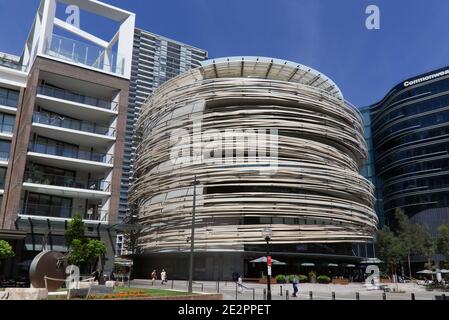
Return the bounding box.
[267,256,272,266]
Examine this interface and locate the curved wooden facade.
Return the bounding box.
[130,57,377,254]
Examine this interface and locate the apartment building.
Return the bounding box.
[0,0,135,277]
[118,29,207,224]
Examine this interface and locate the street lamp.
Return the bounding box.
[262,227,272,300]
[188,176,199,293]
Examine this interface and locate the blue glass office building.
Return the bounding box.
[366,66,449,236]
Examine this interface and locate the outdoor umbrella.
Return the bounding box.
[250,256,287,265]
[300,262,315,267]
[360,258,383,264]
[439,269,449,273]
[327,263,339,267]
[344,264,356,268]
[416,270,434,274]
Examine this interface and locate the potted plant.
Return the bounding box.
[275,274,286,284]
[298,274,308,283]
[317,275,331,284]
[308,271,317,283]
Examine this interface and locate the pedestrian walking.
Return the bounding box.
[292,275,298,297]
[238,275,243,293]
[161,269,167,285]
[151,269,157,285]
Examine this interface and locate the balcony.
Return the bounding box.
[32,112,115,136]
[28,142,112,163]
[0,123,13,140]
[45,33,124,76]
[21,203,108,222]
[22,171,110,199]
[31,112,116,148]
[37,85,117,111]
[0,151,8,166]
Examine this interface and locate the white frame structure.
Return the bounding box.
[21,0,135,79]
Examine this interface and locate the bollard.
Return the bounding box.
[332,292,336,300]
[263,288,267,300]
[253,288,255,300]
[382,292,386,300]
[443,294,446,301]
[286,290,289,300]
[280,285,283,296]
[171,280,174,289]
[356,292,360,300]
[235,282,238,300]
[309,291,313,300]
[411,293,415,300]
[217,280,220,293]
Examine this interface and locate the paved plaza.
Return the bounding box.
[130,279,449,300]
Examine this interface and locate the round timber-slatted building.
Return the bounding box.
[130,57,377,280]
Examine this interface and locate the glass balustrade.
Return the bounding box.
[28,142,113,164]
[21,203,108,221]
[32,112,115,136]
[23,171,110,192]
[37,85,118,111]
[45,34,124,76]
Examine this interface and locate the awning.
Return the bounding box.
[416,270,434,274]
[250,256,287,265]
[300,262,315,267]
[360,258,383,264]
[114,257,133,266]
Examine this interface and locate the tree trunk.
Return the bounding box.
[408,253,412,280]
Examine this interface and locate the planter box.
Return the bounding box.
[258,278,277,284]
[332,278,350,285]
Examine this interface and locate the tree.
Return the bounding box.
[65,215,107,273]
[85,239,106,267]
[65,214,85,247]
[437,224,449,267]
[0,240,14,260]
[375,226,407,279]
[395,208,433,279]
[121,203,142,255]
[422,230,436,270]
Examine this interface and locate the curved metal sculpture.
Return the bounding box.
[29,251,67,291]
[130,56,377,254]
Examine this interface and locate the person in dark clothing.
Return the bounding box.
[292,276,299,297]
[91,270,100,282]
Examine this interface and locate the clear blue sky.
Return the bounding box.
[1,0,449,107]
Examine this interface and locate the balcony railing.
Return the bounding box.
[28,142,113,164]
[37,85,118,111]
[0,151,9,162]
[0,97,19,108]
[0,56,27,72]
[0,123,13,134]
[32,112,115,137]
[45,33,124,76]
[23,171,110,192]
[21,203,108,221]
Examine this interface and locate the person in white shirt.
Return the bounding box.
[161,269,167,285]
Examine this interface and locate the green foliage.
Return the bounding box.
[297,274,308,283]
[85,240,106,264]
[275,274,286,283]
[375,226,407,275]
[67,239,86,265]
[0,240,14,260]
[317,275,331,284]
[65,215,106,270]
[308,271,316,279]
[437,224,449,263]
[65,214,85,247]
